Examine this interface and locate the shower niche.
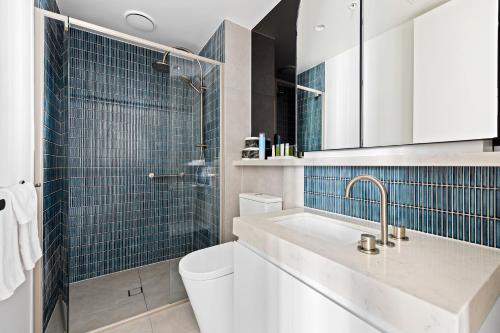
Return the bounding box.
[36,12,222,333]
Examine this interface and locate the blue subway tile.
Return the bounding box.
[304,166,500,248]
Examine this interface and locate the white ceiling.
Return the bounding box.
[297,0,449,73]
[56,0,281,54]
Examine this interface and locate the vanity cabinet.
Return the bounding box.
[233,242,380,333]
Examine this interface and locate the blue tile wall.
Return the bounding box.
[66,28,221,282]
[199,21,225,62]
[304,166,500,248]
[192,25,224,250]
[61,29,70,308]
[35,0,60,13]
[192,64,221,250]
[42,16,66,331]
[298,63,325,91]
[297,63,325,152]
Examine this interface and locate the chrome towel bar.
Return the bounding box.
[19,180,42,187]
[1,181,41,211]
[148,172,186,179]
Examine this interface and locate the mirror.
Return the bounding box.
[251,0,498,153]
[362,0,498,147]
[297,0,361,151]
[251,0,300,145]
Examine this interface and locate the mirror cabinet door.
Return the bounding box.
[297,0,361,151]
[256,0,498,153]
[362,0,498,147]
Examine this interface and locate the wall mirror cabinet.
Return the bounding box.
[252,0,499,152]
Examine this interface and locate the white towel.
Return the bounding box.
[0,190,26,301]
[5,183,42,270]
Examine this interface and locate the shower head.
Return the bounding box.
[180,75,202,93]
[152,60,170,73]
[179,75,191,84]
[152,52,170,73]
[152,46,196,74]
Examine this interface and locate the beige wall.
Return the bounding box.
[241,167,304,210]
[222,20,252,242]
[222,21,306,242]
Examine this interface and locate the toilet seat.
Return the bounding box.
[179,242,233,281]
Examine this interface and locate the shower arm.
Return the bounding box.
[195,58,206,149]
[162,51,170,63]
[169,46,206,149]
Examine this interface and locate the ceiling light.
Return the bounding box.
[314,24,326,32]
[124,10,155,32]
[348,1,359,10]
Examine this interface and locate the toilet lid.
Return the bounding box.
[179,242,233,281]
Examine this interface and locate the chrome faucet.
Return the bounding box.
[345,175,395,247]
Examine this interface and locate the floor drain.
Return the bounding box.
[128,287,143,297]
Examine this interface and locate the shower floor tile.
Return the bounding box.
[69,259,187,333]
[168,258,188,303]
[140,261,171,310]
[99,302,199,333]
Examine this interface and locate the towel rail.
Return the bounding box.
[148,172,188,179]
[19,180,42,187]
[0,181,41,212]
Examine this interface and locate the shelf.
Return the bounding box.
[233,159,305,167]
[233,152,500,167]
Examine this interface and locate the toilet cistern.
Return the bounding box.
[345,175,395,247]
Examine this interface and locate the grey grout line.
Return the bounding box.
[304,176,499,191]
[136,268,149,311]
[464,168,472,242]
[148,315,154,333]
[304,191,499,221]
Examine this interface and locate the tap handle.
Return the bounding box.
[390,226,409,241]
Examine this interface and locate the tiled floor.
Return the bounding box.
[45,300,66,333]
[97,302,200,333]
[69,258,188,333]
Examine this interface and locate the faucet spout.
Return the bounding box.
[345,175,394,247]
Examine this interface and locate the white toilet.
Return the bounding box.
[239,193,283,216]
[179,193,282,333]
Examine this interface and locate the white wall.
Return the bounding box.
[413,0,498,143]
[323,46,360,150]
[0,0,35,332]
[363,21,414,147]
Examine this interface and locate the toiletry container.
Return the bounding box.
[241,147,259,159]
[239,193,283,217]
[179,242,234,333]
[258,133,266,160]
[244,137,260,148]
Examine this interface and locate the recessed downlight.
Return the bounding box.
[124,10,155,32]
[348,1,359,10]
[314,24,326,32]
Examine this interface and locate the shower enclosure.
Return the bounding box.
[35,9,223,333]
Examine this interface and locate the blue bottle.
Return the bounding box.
[259,133,266,160]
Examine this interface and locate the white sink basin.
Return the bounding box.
[272,213,364,245]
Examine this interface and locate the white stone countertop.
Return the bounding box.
[233,208,500,333]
